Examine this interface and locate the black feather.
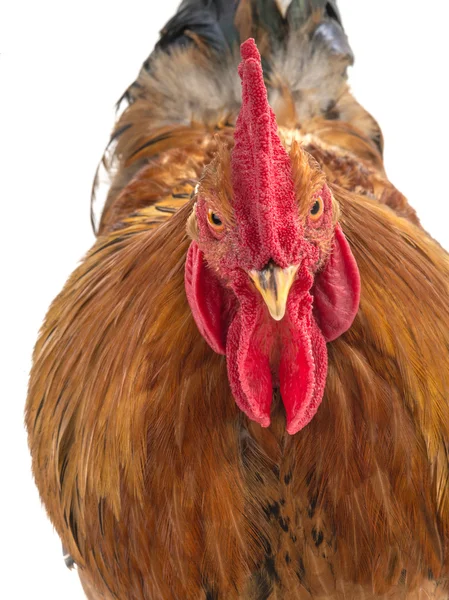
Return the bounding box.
[154,0,349,58]
[120,0,353,110]
[156,7,230,54]
[313,20,353,63]
[155,0,240,55]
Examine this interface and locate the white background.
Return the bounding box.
[1,1,448,598]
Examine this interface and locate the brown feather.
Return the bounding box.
[26,5,449,599]
[26,191,449,598]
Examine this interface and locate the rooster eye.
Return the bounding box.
[310,197,324,221]
[207,209,224,231]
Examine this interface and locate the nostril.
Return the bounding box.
[261,260,278,273]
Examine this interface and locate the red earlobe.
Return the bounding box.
[312,225,361,342]
[185,242,226,355]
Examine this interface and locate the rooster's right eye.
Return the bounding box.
[207,209,224,231]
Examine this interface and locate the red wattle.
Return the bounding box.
[225,287,328,434]
[280,315,328,435]
[226,311,272,427]
[184,40,361,434]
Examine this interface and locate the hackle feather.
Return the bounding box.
[26,0,449,598]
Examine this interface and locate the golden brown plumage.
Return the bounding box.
[26,1,449,598]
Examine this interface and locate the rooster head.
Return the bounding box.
[185,39,360,434]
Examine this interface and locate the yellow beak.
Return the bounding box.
[248,263,299,321]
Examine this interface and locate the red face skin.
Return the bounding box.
[194,184,334,276]
[189,184,337,434]
[185,39,360,434]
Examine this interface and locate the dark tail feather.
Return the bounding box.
[156,0,347,51]
[93,0,380,234]
[119,0,352,106]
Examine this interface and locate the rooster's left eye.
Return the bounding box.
[207,209,224,231]
[310,197,324,221]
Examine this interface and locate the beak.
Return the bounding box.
[248,263,299,321]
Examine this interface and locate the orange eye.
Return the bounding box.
[310,196,324,221]
[207,209,224,231]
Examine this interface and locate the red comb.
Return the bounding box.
[186,39,361,435]
[232,39,301,270]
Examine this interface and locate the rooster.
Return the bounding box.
[26,1,449,599]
